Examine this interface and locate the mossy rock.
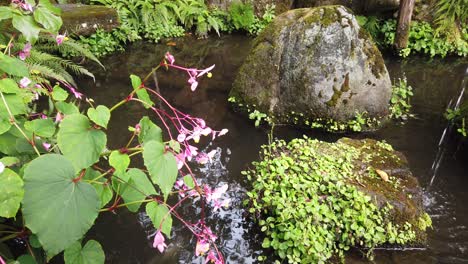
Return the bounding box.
[230,6,392,130]
[59,4,119,36]
[244,137,431,263]
[294,0,400,14]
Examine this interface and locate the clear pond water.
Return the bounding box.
[76,35,468,264]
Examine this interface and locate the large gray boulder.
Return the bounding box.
[294,0,400,14]
[230,6,392,127]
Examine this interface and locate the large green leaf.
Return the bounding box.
[130,75,153,109]
[138,116,162,144]
[0,94,28,118]
[0,117,11,135]
[0,6,13,21]
[87,105,110,129]
[23,154,100,256]
[24,119,56,138]
[56,102,79,115]
[115,168,156,212]
[38,0,62,15]
[33,6,62,32]
[0,168,24,218]
[12,15,41,43]
[57,114,107,171]
[113,168,156,212]
[0,78,21,94]
[143,140,178,201]
[146,202,172,237]
[109,151,129,176]
[0,53,29,77]
[64,240,105,264]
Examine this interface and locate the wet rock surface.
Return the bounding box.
[231,6,392,125]
[59,4,119,36]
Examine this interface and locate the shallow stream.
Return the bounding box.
[78,35,468,264]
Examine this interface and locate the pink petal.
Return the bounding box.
[195,240,210,256]
[190,81,198,91]
[197,64,215,77]
[218,129,228,136]
[177,133,186,142]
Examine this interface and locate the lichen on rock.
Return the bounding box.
[244,137,431,263]
[230,5,393,132]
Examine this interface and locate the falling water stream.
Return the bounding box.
[70,36,468,264]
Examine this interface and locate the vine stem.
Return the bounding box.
[0,91,41,156]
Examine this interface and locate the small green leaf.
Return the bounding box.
[87,105,110,129]
[168,139,180,153]
[83,168,112,208]
[0,168,24,218]
[52,85,68,101]
[0,53,29,77]
[143,140,178,201]
[58,114,107,171]
[138,116,162,144]
[33,6,62,32]
[130,75,153,109]
[64,240,105,264]
[25,118,56,138]
[12,15,41,43]
[0,78,21,94]
[146,202,172,237]
[183,175,195,189]
[0,156,20,166]
[23,154,100,256]
[109,151,129,176]
[15,254,37,264]
[114,168,156,212]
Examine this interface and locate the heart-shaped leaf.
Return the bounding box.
[23,154,100,256]
[87,105,110,129]
[130,75,153,109]
[64,240,105,264]
[143,140,178,201]
[109,151,129,176]
[12,15,41,43]
[57,114,107,171]
[33,6,62,32]
[51,85,68,101]
[0,168,23,218]
[146,202,172,237]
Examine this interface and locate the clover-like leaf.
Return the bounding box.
[87,105,110,129]
[143,140,178,201]
[23,154,100,256]
[58,114,107,171]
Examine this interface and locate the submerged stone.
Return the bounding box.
[244,137,431,263]
[230,6,392,131]
[59,4,119,36]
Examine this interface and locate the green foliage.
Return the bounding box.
[228,1,255,31]
[244,137,430,263]
[357,16,467,57]
[389,78,414,120]
[64,240,105,264]
[434,0,467,41]
[446,101,468,137]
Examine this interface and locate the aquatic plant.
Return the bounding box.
[389,78,414,120]
[0,3,229,264]
[244,137,431,263]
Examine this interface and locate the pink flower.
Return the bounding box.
[188,77,198,92]
[56,33,66,45]
[55,112,63,123]
[42,142,51,151]
[12,0,33,11]
[197,64,215,78]
[201,127,212,136]
[175,152,185,170]
[213,198,231,212]
[68,87,83,99]
[185,145,198,161]
[165,52,175,65]
[218,129,228,136]
[195,239,210,256]
[196,118,206,128]
[177,133,186,142]
[19,77,31,88]
[204,184,228,203]
[19,42,31,60]
[135,124,141,135]
[205,251,219,264]
[153,230,167,253]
